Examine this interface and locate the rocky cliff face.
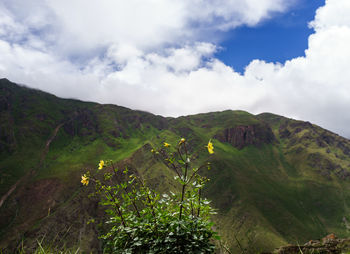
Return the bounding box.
[215,123,275,149]
[4,80,350,253]
[0,80,16,154]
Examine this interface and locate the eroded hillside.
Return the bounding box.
[1,78,350,253]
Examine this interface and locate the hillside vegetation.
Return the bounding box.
[1,78,350,253]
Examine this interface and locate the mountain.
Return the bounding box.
[1,78,350,253]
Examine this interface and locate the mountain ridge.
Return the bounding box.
[1,78,350,253]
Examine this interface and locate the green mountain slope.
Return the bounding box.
[1,78,350,253]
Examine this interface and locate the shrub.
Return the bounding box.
[82,138,218,253]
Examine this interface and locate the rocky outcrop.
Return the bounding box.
[0,87,11,111]
[289,121,314,130]
[0,84,16,154]
[215,124,275,149]
[306,151,350,180]
[307,152,344,179]
[271,234,350,254]
[0,124,16,153]
[336,141,350,156]
[63,109,98,137]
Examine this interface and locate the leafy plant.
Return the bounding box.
[82,138,218,253]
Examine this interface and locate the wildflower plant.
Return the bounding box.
[81,138,218,253]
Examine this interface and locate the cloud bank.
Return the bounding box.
[1,0,350,137]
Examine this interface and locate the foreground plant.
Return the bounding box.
[82,138,217,253]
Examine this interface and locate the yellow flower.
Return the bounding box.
[179,138,185,145]
[164,142,171,147]
[81,174,89,186]
[98,160,105,170]
[206,140,214,154]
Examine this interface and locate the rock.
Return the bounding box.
[322,233,336,243]
[289,121,313,129]
[288,137,297,147]
[336,141,350,156]
[0,124,16,154]
[335,168,350,180]
[304,239,321,246]
[300,131,313,142]
[294,146,304,154]
[321,133,336,146]
[103,137,118,148]
[306,153,347,180]
[176,127,194,137]
[214,124,275,149]
[279,128,291,139]
[272,234,350,254]
[308,153,340,172]
[293,127,302,134]
[316,137,327,148]
[63,109,98,137]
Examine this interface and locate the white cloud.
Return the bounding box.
[1,0,350,137]
[0,4,27,41]
[187,0,292,30]
[310,0,350,30]
[0,0,291,56]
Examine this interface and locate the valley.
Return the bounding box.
[1,78,350,253]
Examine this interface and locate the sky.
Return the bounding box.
[1,0,350,137]
[216,0,324,73]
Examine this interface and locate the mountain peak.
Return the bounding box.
[2,79,350,253]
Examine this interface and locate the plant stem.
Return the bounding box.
[179,143,189,220]
[179,184,186,219]
[190,199,194,218]
[123,188,141,218]
[115,203,127,228]
[169,163,182,180]
[197,188,201,217]
[187,164,206,183]
[106,189,127,227]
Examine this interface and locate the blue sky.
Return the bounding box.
[216,0,325,73]
[1,0,350,137]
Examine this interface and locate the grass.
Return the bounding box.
[8,238,81,254]
[3,80,350,253]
